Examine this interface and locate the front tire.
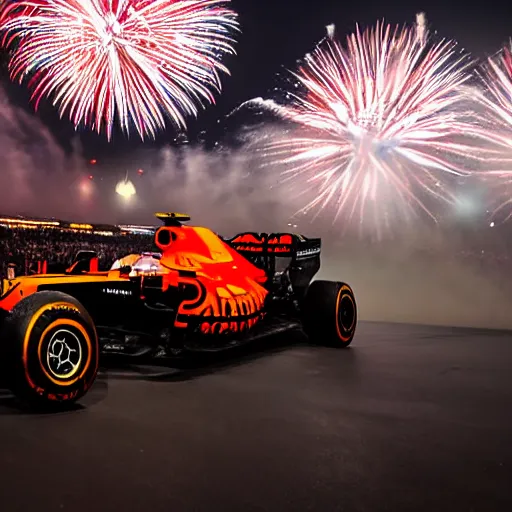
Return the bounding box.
[1,291,99,410]
[302,280,357,347]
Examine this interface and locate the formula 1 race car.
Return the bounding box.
[0,213,357,409]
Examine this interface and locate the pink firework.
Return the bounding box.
[480,44,512,134]
[243,15,494,233]
[0,0,239,140]
[478,43,512,221]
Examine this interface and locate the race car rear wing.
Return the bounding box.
[225,232,321,295]
[225,232,321,261]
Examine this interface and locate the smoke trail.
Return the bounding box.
[0,85,290,231]
[1,85,512,329]
[415,12,427,46]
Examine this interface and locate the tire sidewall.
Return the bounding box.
[3,293,99,405]
[303,280,357,347]
[334,283,357,345]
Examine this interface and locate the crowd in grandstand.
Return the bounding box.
[1,217,511,283]
[0,226,154,278]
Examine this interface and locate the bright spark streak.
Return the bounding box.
[116,178,136,198]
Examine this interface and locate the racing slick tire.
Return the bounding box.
[0,291,99,410]
[302,280,357,347]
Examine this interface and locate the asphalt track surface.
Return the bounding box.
[1,321,512,512]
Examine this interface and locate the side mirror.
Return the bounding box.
[119,265,132,274]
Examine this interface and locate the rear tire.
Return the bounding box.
[1,291,99,410]
[302,280,357,347]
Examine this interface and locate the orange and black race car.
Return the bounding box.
[0,213,357,409]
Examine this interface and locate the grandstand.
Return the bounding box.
[0,213,156,279]
[0,214,157,236]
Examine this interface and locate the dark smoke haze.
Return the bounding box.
[1,86,512,330]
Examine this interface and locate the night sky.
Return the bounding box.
[1,0,511,160]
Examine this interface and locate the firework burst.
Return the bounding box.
[480,43,512,137]
[0,0,239,140]
[477,42,512,221]
[241,15,493,234]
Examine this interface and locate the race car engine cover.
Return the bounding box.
[155,224,269,335]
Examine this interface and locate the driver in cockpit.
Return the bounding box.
[110,252,162,275]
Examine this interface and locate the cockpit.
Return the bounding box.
[110,252,165,275]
